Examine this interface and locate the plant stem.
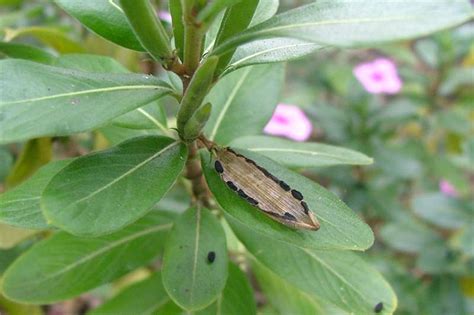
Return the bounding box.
[185,141,211,207]
[183,4,204,75]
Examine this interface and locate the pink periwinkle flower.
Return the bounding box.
[264,104,313,142]
[158,11,172,23]
[353,58,402,94]
[439,180,458,198]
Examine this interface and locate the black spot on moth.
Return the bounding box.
[283,212,297,221]
[214,160,224,173]
[291,189,304,201]
[301,201,309,214]
[374,302,383,313]
[279,180,291,191]
[207,251,216,263]
[247,197,259,205]
[237,189,248,199]
[226,181,238,191]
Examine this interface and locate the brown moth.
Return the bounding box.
[210,144,320,231]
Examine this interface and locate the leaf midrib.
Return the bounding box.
[208,68,252,141]
[247,147,365,161]
[0,85,172,106]
[6,223,173,288]
[70,141,179,206]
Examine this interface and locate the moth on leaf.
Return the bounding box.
[200,137,320,231]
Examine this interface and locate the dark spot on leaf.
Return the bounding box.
[214,160,224,173]
[237,189,248,199]
[291,189,304,201]
[207,251,216,263]
[279,180,291,191]
[301,201,309,214]
[226,181,238,191]
[283,212,297,221]
[374,302,383,313]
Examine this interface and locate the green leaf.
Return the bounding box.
[226,38,321,73]
[0,41,55,64]
[99,125,162,146]
[451,227,474,257]
[212,0,259,73]
[412,193,469,229]
[0,60,175,144]
[54,0,144,51]
[0,159,72,230]
[5,26,84,54]
[52,54,171,135]
[380,219,441,254]
[439,67,474,96]
[204,64,284,145]
[88,272,181,315]
[249,0,279,27]
[0,224,37,249]
[196,262,256,315]
[212,0,473,55]
[230,135,373,168]
[231,220,397,314]
[119,0,172,63]
[52,53,129,73]
[201,150,374,251]
[253,261,325,315]
[5,138,52,188]
[1,211,175,304]
[0,294,42,315]
[42,136,186,237]
[162,207,228,311]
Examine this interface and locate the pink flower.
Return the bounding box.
[264,104,312,142]
[158,11,172,23]
[439,180,458,197]
[353,58,402,94]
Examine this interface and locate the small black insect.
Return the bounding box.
[207,251,216,263]
[214,160,224,173]
[374,302,383,313]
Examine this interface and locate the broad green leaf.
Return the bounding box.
[451,227,474,257]
[42,136,186,237]
[253,260,348,315]
[88,272,181,315]
[54,0,144,51]
[232,220,396,315]
[0,147,13,181]
[5,26,84,53]
[380,220,441,254]
[230,135,373,168]
[196,262,256,315]
[162,207,228,311]
[204,64,284,145]
[0,159,72,230]
[99,125,162,146]
[226,38,321,73]
[201,150,374,251]
[212,0,473,55]
[5,138,52,188]
[0,223,37,249]
[412,193,469,229]
[52,54,171,134]
[0,41,55,64]
[439,67,474,96]
[0,60,175,144]
[53,53,129,73]
[249,0,279,27]
[112,101,169,132]
[1,211,175,304]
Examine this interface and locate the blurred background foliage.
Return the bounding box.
[0,0,472,314]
